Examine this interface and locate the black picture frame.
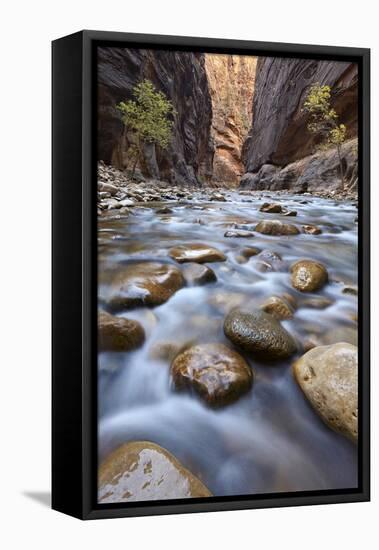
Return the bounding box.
[52,30,370,520]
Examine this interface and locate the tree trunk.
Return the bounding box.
[337,144,344,192]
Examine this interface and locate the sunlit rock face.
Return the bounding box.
[204,54,256,186]
[242,57,358,174]
[98,47,214,186]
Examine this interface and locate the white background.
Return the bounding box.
[1,0,376,548]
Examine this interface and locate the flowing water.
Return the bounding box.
[98,191,358,496]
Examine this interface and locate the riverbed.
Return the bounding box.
[98,190,358,497]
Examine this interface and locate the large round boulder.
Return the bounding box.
[169,243,226,264]
[100,262,184,311]
[98,441,212,503]
[293,343,358,442]
[290,260,328,292]
[224,308,297,360]
[255,220,300,236]
[171,343,253,407]
[98,310,145,351]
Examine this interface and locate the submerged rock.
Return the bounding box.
[323,326,358,346]
[293,343,358,442]
[255,220,300,236]
[169,244,226,264]
[224,230,255,238]
[290,260,328,292]
[98,311,145,352]
[149,341,192,362]
[303,224,322,235]
[224,309,297,360]
[260,295,294,320]
[98,441,212,503]
[101,262,184,311]
[171,343,253,407]
[255,249,284,272]
[182,263,217,286]
[240,246,261,259]
[300,296,333,309]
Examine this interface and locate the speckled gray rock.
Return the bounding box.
[224,308,297,361]
[293,343,358,442]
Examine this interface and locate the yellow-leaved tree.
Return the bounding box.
[117,79,175,177]
[302,84,347,190]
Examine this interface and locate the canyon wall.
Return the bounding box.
[241,57,358,191]
[204,54,256,186]
[98,47,214,186]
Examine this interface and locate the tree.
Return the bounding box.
[117,79,175,177]
[302,84,347,190]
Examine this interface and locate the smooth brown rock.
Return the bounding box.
[290,260,328,292]
[182,263,217,286]
[261,296,294,320]
[98,311,145,352]
[169,244,226,264]
[101,262,184,311]
[293,343,358,442]
[224,309,297,361]
[171,343,253,407]
[255,220,300,236]
[98,441,212,503]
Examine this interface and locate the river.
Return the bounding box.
[98,190,358,496]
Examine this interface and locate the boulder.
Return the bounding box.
[98,311,145,351]
[169,244,226,264]
[98,441,212,502]
[290,260,328,292]
[171,343,253,407]
[101,262,184,311]
[293,343,358,442]
[224,309,297,360]
[255,220,300,236]
[182,263,217,286]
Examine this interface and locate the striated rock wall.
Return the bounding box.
[98,47,214,186]
[242,57,358,174]
[205,54,256,186]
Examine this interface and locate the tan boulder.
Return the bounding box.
[293,343,358,442]
[98,441,212,503]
